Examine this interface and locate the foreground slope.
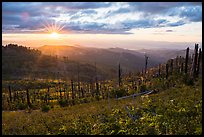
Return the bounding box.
[2,76,202,135]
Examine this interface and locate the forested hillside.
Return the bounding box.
[38,45,161,72]
[2,44,113,81]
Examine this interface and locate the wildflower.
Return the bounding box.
[93,123,97,128]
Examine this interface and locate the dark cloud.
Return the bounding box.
[62,21,132,34]
[167,20,185,27]
[82,9,98,14]
[121,19,168,29]
[167,5,202,22]
[2,14,22,24]
[63,18,170,34]
[103,7,131,18]
[70,10,98,20]
[2,2,202,34]
[166,30,174,32]
[126,2,184,15]
[179,6,202,22]
[121,2,202,23]
[61,2,112,9]
[127,2,201,14]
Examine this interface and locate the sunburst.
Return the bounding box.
[50,32,59,38]
[42,20,65,38]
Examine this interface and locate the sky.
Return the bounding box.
[2,2,202,50]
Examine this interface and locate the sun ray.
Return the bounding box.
[58,24,65,32]
[52,22,55,32]
[45,21,52,33]
[42,23,49,32]
[54,21,57,32]
[41,20,66,38]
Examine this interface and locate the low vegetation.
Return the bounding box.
[2,44,202,135]
[2,75,202,135]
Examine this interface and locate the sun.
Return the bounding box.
[50,32,59,38]
[42,20,65,39]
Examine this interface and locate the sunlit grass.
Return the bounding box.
[2,77,202,135]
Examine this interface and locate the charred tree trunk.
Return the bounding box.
[95,63,99,96]
[118,63,121,87]
[170,59,173,75]
[166,63,169,79]
[77,63,81,98]
[175,56,178,72]
[71,80,74,99]
[185,47,189,74]
[47,87,50,104]
[8,85,12,102]
[13,91,17,102]
[33,90,36,102]
[179,56,182,73]
[158,64,161,76]
[63,87,66,100]
[21,93,25,104]
[96,81,99,96]
[91,83,94,97]
[181,62,184,73]
[193,44,199,78]
[16,91,19,101]
[81,87,84,98]
[144,55,149,74]
[26,89,31,108]
[196,48,202,76]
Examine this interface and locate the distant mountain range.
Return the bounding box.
[2,44,194,80]
[38,45,194,73]
[136,48,194,62]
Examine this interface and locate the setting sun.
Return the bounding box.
[50,32,59,39]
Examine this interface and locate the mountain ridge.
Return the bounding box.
[38,45,193,73]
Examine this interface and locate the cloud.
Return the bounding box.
[61,2,112,9]
[166,30,174,32]
[62,21,132,34]
[128,2,177,14]
[2,2,202,34]
[103,7,131,18]
[121,19,168,29]
[167,20,185,27]
[70,9,98,20]
[127,2,201,14]
[113,2,202,23]
[179,6,202,22]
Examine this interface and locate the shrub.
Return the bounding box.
[17,102,27,110]
[41,104,51,112]
[95,95,102,101]
[183,74,194,86]
[110,88,127,98]
[82,98,89,103]
[128,89,136,95]
[140,84,147,92]
[58,99,68,107]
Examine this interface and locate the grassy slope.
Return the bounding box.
[2,77,202,135]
